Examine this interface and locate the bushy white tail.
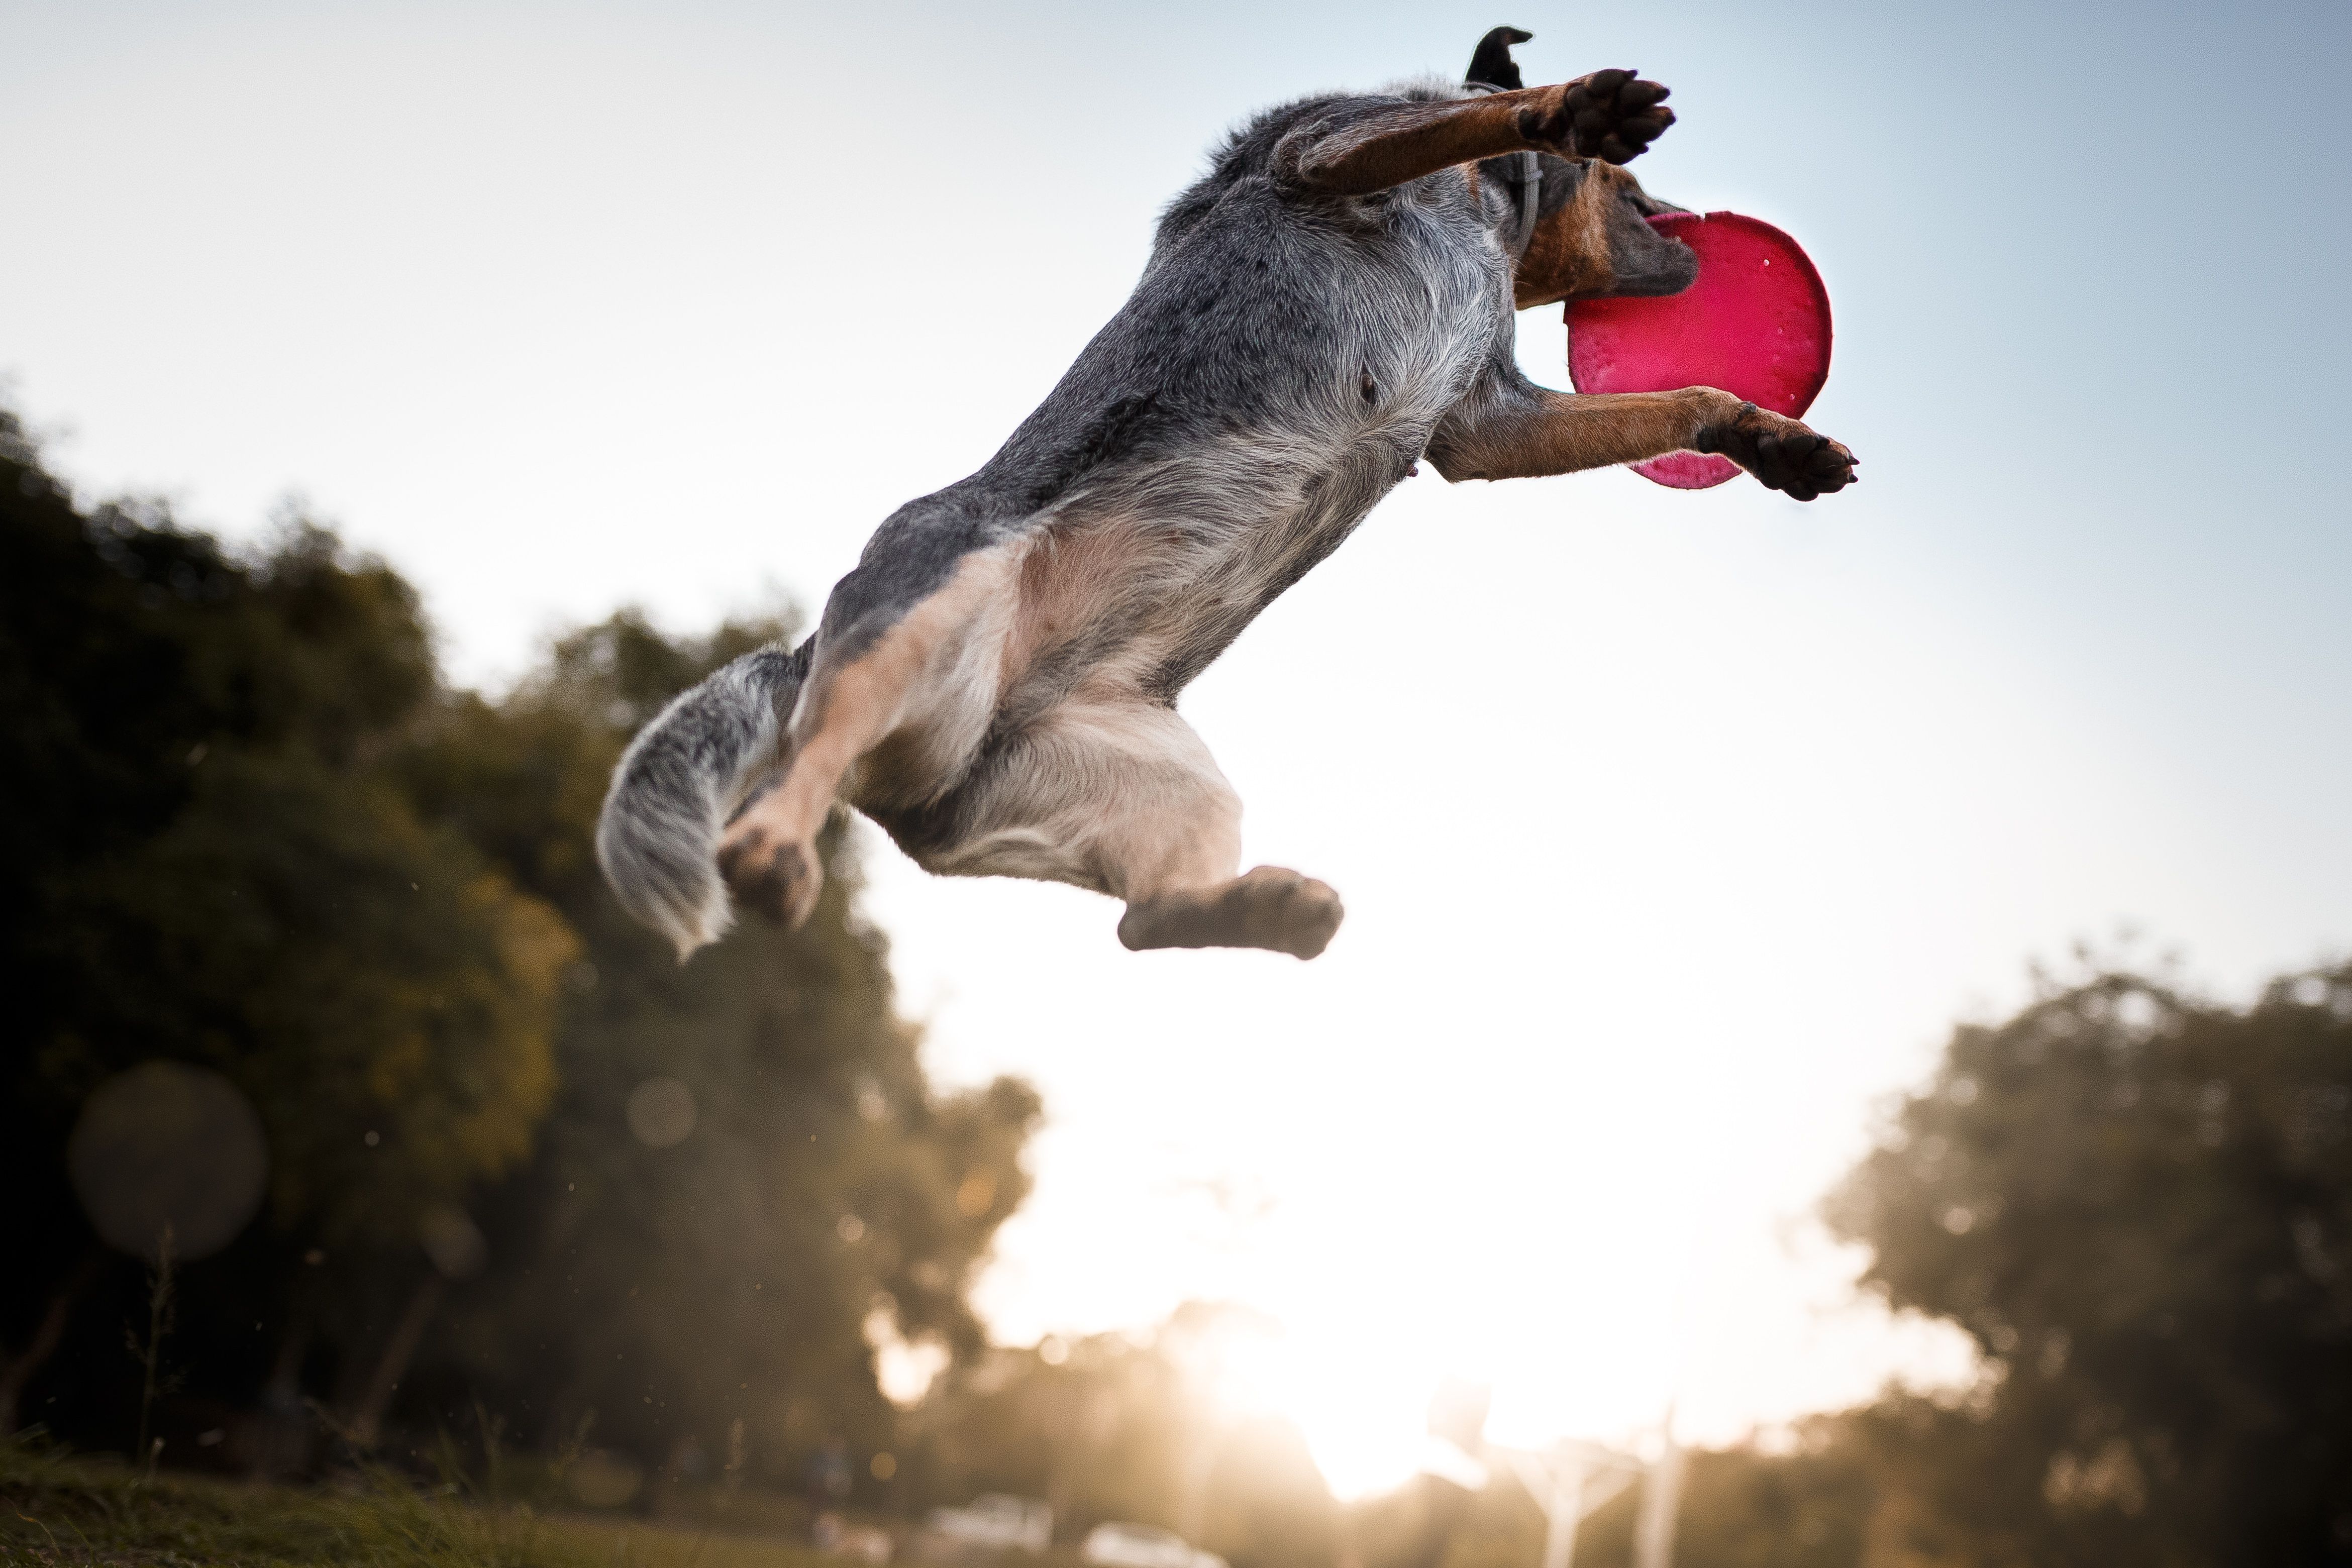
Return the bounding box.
[596,641,809,960]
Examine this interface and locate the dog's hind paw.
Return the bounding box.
[1520,69,1676,165]
[1697,402,1859,501]
[1118,866,1345,961]
[717,819,824,930]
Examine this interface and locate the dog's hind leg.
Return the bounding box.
[895,700,1344,961]
[718,546,1016,929]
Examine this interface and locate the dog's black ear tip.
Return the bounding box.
[1467,25,1532,90]
[1470,23,1533,52]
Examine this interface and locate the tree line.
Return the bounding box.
[3,397,2346,1565]
[1361,964,2352,1568]
[0,404,1040,1494]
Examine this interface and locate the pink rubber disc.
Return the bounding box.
[1566,212,1832,490]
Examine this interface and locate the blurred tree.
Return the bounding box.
[1204,1413,1340,1568]
[0,404,1040,1486]
[1394,1469,1539,1568]
[1557,1420,1871,1568]
[1414,962,2350,1568]
[1,414,570,1441]
[1822,963,2352,1565]
[904,1308,1338,1568]
[402,609,1043,1477]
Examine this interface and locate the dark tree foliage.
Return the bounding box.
[1523,964,2351,1568]
[399,612,1043,1476]
[1819,963,2352,1566]
[0,408,1039,1488]
[1544,1426,1870,1568]
[0,411,570,1442]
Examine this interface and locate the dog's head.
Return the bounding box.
[1465,27,1699,310]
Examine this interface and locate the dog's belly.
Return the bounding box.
[852,218,1503,809]
[836,416,1437,820]
[997,422,1419,716]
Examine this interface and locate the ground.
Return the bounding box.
[0,1440,837,1568]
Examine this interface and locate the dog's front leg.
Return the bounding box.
[1288,71,1674,196]
[1427,385,1859,501]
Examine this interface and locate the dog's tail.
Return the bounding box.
[596,638,812,960]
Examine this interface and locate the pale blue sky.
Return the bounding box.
[5,0,2347,1485]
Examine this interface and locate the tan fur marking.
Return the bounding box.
[718,548,1017,925]
[1514,159,1632,308]
[1433,387,1736,482]
[1002,521,1175,689]
[808,550,1017,805]
[1293,91,1545,194]
[1289,71,1669,197]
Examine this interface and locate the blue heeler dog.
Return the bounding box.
[598,27,1859,964]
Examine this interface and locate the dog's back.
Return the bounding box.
[837,84,1513,726]
[830,82,1512,686]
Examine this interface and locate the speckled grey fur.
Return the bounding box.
[598,49,1695,956]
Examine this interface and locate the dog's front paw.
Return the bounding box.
[1518,70,1675,164]
[1698,402,1859,501]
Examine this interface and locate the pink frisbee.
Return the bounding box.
[1566,212,1832,490]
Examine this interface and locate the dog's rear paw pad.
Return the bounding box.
[1121,867,1345,960]
[1225,866,1345,959]
[717,828,823,929]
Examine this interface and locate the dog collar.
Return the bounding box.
[1459,82,1551,260]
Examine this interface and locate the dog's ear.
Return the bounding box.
[1465,26,1531,90]
[1514,158,1698,309]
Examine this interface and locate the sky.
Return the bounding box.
[5,0,2350,1499]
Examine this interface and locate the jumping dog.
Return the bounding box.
[598,27,1859,964]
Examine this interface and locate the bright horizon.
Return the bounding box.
[6,0,2347,1502]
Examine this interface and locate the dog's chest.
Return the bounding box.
[1144,244,1499,585]
[1235,249,1501,561]
[1004,202,1509,696]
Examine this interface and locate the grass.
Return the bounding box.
[0,1438,835,1568]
